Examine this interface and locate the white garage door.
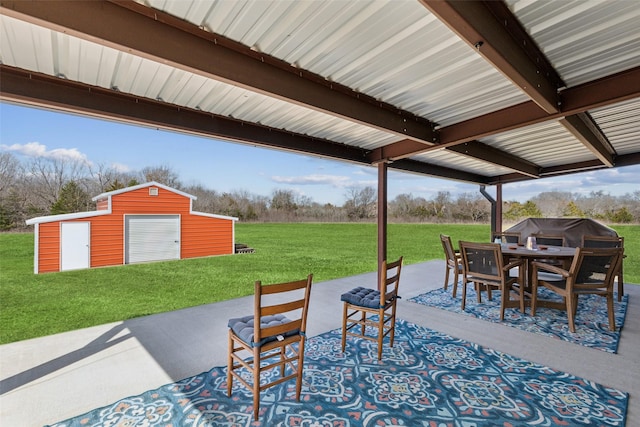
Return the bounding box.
[125,215,180,264]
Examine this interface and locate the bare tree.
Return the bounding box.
[343,186,376,220]
[0,152,20,194]
[141,165,181,188]
[27,156,89,209]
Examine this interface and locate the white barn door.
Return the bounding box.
[125,215,180,264]
[61,222,90,271]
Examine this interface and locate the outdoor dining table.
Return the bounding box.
[500,244,576,310]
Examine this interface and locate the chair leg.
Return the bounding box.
[252,347,261,420]
[389,307,397,348]
[566,294,577,333]
[377,313,384,360]
[475,282,482,303]
[607,294,616,331]
[530,282,538,316]
[452,269,459,298]
[341,303,348,353]
[617,265,624,302]
[499,286,507,321]
[518,284,525,314]
[443,266,450,290]
[227,332,234,396]
[296,340,305,400]
[461,280,468,311]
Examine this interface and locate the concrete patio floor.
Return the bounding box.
[1,260,638,426]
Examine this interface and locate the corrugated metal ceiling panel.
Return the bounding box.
[2,1,638,185]
[506,0,640,87]
[591,98,640,156]
[0,13,397,150]
[480,121,593,167]
[412,149,515,177]
[143,0,530,127]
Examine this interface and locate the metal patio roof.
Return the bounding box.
[1,0,640,188]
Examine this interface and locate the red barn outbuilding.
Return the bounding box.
[25,182,238,274]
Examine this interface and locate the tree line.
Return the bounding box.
[1,152,638,231]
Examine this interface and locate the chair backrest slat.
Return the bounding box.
[253,275,313,343]
[379,257,403,305]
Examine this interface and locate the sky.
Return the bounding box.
[1,102,639,205]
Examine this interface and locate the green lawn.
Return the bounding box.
[1,223,637,344]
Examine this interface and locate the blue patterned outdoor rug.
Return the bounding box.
[46,319,627,427]
[410,286,628,353]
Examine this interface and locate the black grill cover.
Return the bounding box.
[505,218,617,248]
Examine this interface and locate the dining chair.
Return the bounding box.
[341,256,403,360]
[493,232,521,244]
[531,247,622,333]
[532,233,567,268]
[532,234,566,247]
[440,234,462,297]
[582,235,625,301]
[458,241,525,320]
[227,274,313,420]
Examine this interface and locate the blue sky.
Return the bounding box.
[1,102,638,205]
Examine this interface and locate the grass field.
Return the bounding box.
[1,223,638,344]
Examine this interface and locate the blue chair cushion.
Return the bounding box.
[228,314,297,347]
[341,286,381,309]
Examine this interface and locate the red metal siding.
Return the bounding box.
[96,198,109,210]
[38,222,60,273]
[34,185,234,273]
[86,215,124,268]
[182,214,234,258]
[111,187,191,215]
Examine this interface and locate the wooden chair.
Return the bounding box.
[582,235,625,301]
[440,234,462,297]
[341,256,403,360]
[227,274,313,420]
[531,247,622,333]
[493,232,521,244]
[458,241,525,320]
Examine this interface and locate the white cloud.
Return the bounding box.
[272,174,351,187]
[111,162,131,172]
[1,142,91,164]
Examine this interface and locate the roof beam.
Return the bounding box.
[559,113,614,167]
[0,65,483,185]
[438,66,640,146]
[0,66,367,164]
[390,158,489,184]
[0,0,438,145]
[383,66,640,159]
[420,0,561,113]
[447,141,540,177]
